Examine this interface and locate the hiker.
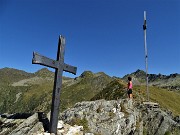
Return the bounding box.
[127,77,133,98]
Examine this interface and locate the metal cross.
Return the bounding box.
[32,35,77,134]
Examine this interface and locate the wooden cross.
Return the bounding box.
[32,35,77,134]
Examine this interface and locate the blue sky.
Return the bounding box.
[0,0,180,77]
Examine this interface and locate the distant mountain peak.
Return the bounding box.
[36,68,50,72]
[35,68,54,78]
[95,72,110,77]
[123,69,145,78]
[134,69,146,75]
[80,71,94,78]
[80,71,111,79]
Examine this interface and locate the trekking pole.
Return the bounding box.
[143,11,149,102]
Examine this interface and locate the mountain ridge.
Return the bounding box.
[122,69,180,90]
[0,67,179,115]
[0,67,180,135]
[0,67,113,114]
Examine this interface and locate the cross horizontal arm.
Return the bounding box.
[63,63,77,75]
[32,52,59,69]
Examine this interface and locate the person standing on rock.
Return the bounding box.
[127,77,133,99]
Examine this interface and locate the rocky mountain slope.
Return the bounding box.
[122,69,180,90]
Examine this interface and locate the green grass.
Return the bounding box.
[91,79,126,101]
[164,131,171,135]
[60,74,112,111]
[133,85,180,116]
[0,79,54,113]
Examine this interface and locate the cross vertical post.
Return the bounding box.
[32,35,77,134]
[49,36,65,134]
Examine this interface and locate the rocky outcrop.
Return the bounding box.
[0,99,179,135]
[0,113,85,135]
[142,109,180,135]
[0,113,44,135]
[60,99,143,135]
[60,99,180,135]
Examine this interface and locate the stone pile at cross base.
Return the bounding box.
[0,99,180,135]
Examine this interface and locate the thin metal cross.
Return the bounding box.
[32,35,77,134]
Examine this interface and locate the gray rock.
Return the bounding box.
[142,108,180,135]
[27,122,44,135]
[1,99,179,135]
[60,99,142,135]
[0,118,24,135]
[9,113,39,135]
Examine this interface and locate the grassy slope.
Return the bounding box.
[90,79,180,116]
[133,85,180,116]
[60,72,112,111]
[0,68,179,116]
[0,68,55,113]
[91,79,127,101]
[0,68,33,85]
[0,81,54,113]
[0,70,112,113]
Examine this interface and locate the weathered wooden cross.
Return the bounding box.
[32,35,77,134]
